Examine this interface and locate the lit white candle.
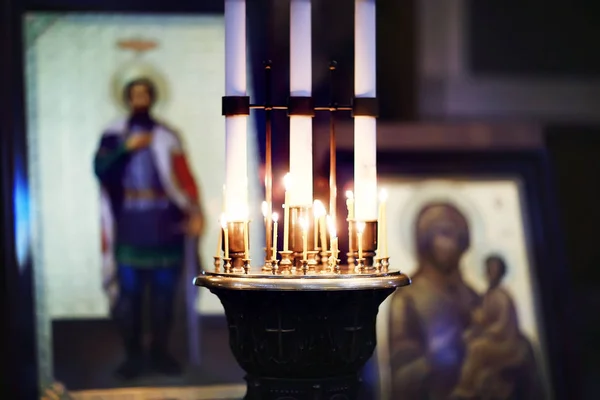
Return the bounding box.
[379,189,388,258]
[216,187,227,258]
[333,237,338,261]
[313,200,325,248]
[320,214,327,253]
[290,0,311,94]
[225,0,249,220]
[357,221,366,260]
[215,216,223,258]
[345,190,355,220]
[272,212,279,260]
[300,217,309,261]
[261,200,269,261]
[262,201,268,220]
[354,0,378,221]
[221,215,229,259]
[355,0,376,98]
[289,0,313,207]
[261,200,268,233]
[283,173,292,251]
[327,216,338,261]
[244,220,249,259]
[225,0,246,95]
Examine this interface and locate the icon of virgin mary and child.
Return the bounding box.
[388,203,543,400]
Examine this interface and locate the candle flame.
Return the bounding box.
[299,217,309,232]
[356,221,366,234]
[313,199,326,217]
[261,201,268,217]
[380,189,388,202]
[226,203,248,221]
[327,216,337,238]
[272,212,279,222]
[345,190,354,200]
[284,173,292,190]
[220,213,228,229]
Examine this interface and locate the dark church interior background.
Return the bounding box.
[3,0,600,399]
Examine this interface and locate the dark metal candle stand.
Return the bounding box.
[195,61,410,400]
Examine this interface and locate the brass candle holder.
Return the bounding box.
[320,249,330,267]
[374,257,382,271]
[380,257,390,272]
[346,251,356,268]
[262,247,273,272]
[213,256,222,272]
[263,258,273,272]
[300,259,309,275]
[314,247,322,264]
[332,257,341,273]
[242,258,252,274]
[278,250,294,274]
[355,257,367,273]
[231,263,245,274]
[270,259,279,274]
[306,250,319,269]
[226,221,249,270]
[374,256,391,271]
[347,220,378,270]
[222,257,232,273]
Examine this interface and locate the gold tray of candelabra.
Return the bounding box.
[200,216,408,291]
[194,263,410,291]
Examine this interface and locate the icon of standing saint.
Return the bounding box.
[96,39,204,380]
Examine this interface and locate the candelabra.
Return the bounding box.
[194,1,409,399]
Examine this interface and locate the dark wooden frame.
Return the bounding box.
[333,149,579,400]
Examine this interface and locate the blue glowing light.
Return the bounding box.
[13,164,31,269]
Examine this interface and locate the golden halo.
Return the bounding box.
[111,60,169,111]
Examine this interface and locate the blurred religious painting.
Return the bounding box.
[374,178,551,400]
[24,13,257,393]
[97,48,205,380]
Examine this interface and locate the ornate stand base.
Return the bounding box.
[194,268,409,400]
[244,374,362,400]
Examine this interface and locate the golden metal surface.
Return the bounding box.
[288,206,314,253]
[264,61,273,266]
[224,221,247,268]
[348,220,378,266]
[194,267,410,291]
[226,221,247,254]
[348,220,377,253]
